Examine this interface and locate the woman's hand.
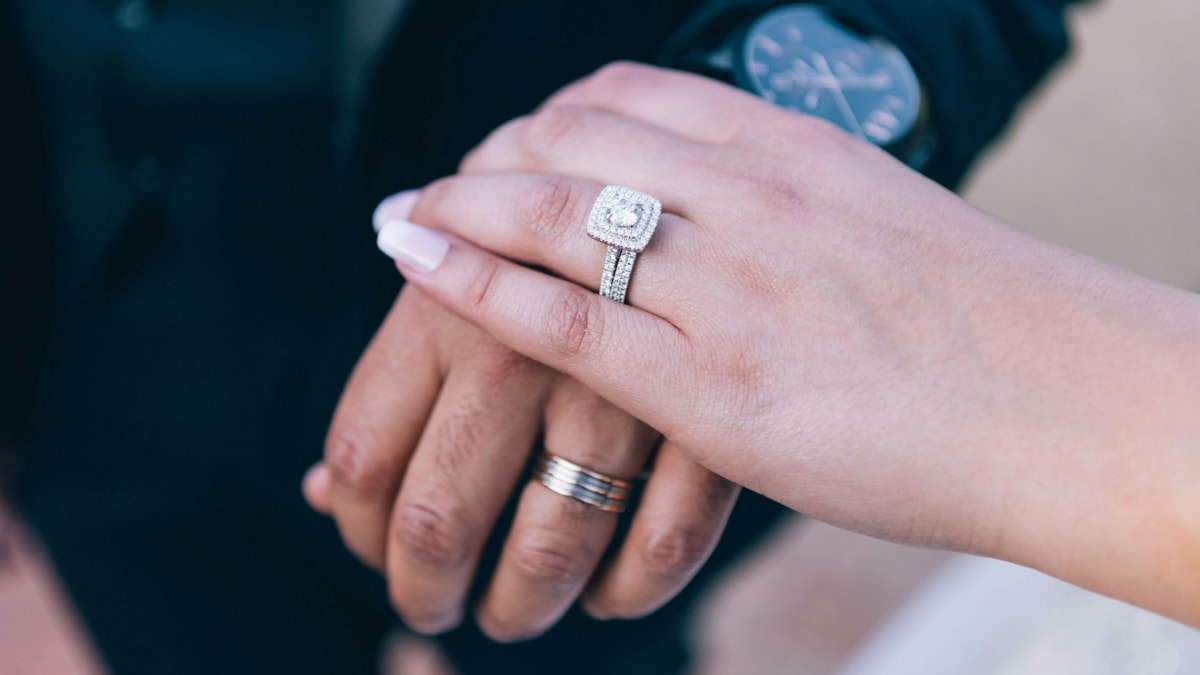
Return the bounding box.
[304,214,738,641]
[375,63,1200,626]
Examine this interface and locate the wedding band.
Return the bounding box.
[532,453,633,514]
[587,185,663,304]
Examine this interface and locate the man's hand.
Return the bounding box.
[305,267,737,641]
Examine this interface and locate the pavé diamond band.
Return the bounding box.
[533,453,633,514]
[587,185,663,304]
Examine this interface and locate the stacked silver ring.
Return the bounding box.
[587,185,663,304]
[533,453,632,514]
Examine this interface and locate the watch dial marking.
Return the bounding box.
[755,34,784,58]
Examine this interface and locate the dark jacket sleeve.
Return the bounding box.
[662,0,1091,188]
[1,0,53,456]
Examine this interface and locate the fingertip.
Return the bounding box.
[579,596,613,621]
[401,609,465,637]
[373,189,422,232]
[302,463,333,513]
[473,606,549,644]
[377,220,450,272]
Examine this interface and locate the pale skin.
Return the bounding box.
[348,63,1200,629]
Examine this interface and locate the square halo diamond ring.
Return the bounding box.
[586,185,663,304]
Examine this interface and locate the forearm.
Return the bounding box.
[955,219,1200,626]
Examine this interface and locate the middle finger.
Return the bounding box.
[459,104,714,198]
[385,347,548,634]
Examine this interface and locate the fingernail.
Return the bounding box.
[580,601,612,621]
[377,220,450,272]
[302,462,329,494]
[302,463,332,512]
[372,190,421,232]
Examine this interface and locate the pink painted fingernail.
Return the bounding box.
[372,189,421,232]
[302,463,332,513]
[377,220,449,272]
[302,463,329,495]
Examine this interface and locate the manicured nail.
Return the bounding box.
[372,189,421,232]
[302,463,329,494]
[377,220,449,272]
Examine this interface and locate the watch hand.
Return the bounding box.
[812,54,865,137]
[832,72,892,91]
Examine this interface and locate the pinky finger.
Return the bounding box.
[582,442,739,619]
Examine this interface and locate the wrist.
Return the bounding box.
[954,226,1200,621]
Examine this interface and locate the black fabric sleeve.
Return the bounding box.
[661,0,1092,188]
[1,0,53,459]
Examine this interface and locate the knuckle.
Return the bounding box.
[323,428,393,497]
[413,175,455,223]
[520,175,582,243]
[639,527,712,580]
[461,254,503,314]
[508,531,591,590]
[546,286,603,360]
[692,336,771,419]
[721,164,807,217]
[523,105,586,158]
[392,500,471,570]
[725,352,771,415]
[588,61,656,94]
[792,113,860,156]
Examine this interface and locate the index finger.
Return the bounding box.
[323,291,443,568]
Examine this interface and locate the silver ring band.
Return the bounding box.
[599,249,638,304]
[532,453,633,514]
[535,457,633,500]
[587,186,662,304]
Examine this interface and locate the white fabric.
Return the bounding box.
[839,555,1199,675]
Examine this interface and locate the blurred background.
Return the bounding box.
[2,0,1198,673]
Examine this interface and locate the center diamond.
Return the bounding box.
[606,202,643,229]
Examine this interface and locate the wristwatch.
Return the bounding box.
[674,4,935,168]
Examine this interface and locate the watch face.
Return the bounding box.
[739,6,922,147]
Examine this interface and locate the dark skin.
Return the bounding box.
[306,219,737,640]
